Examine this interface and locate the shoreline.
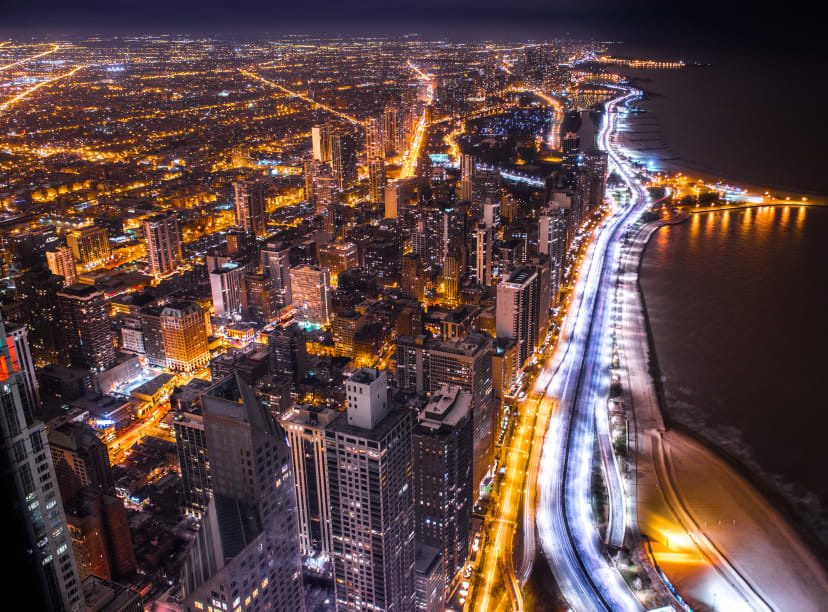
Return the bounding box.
[636,216,828,569]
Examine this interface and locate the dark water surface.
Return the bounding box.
[640,206,828,544]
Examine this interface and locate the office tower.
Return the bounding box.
[395,332,494,494]
[5,321,40,408]
[496,267,539,368]
[67,225,111,269]
[48,422,114,502]
[64,488,136,581]
[368,156,387,203]
[182,374,306,612]
[329,127,359,191]
[473,169,502,205]
[161,302,210,373]
[210,261,248,317]
[0,315,85,612]
[442,253,460,304]
[259,239,293,308]
[232,180,267,238]
[174,410,211,518]
[538,206,569,301]
[242,273,279,323]
[412,386,473,588]
[319,241,359,286]
[16,267,65,365]
[139,305,166,368]
[366,116,384,160]
[81,575,142,612]
[46,244,78,285]
[290,265,332,326]
[460,153,475,201]
[267,323,308,385]
[312,123,331,162]
[143,211,182,276]
[327,368,416,611]
[282,405,339,558]
[384,105,401,155]
[58,284,116,373]
[472,223,492,286]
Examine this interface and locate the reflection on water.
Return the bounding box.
[641,207,828,545]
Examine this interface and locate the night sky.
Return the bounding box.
[1,0,817,52]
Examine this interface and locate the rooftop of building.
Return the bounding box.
[57,282,104,299]
[82,575,141,612]
[419,385,472,431]
[414,544,443,576]
[349,367,383,385]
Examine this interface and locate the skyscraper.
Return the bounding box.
[161,301,210,373]
[460,153,475,202]
[318,240,359,286]
[259,238,293,309]
[311,123,331,162]
[327,368,416,611]
[365,116,384,160]
[368,156,387,203]
[0,314,85,612]
[57,284,116,373]
[538,205,569,301]
[412,385,473,588]
[282,405,339,558]
[16,267,66,365]
[174,410,211,518]
[143,211,182,276]
[472,223,492,286]
[267,323,308,385]
[395,332,495,494]
[182,374,306,612]
[5,321,40,409]
[48,422,114,502]
[290,265,332,326]
[496,267,539,368]
[233,180,267,238]
[46,244,78,285]
[384,105,401,156]
[329,128,359,191]
[210,261,249,317]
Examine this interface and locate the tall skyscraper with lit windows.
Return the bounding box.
[143,211,182,276]
[290,265,332,326]
[46,244,78,285]
[233,180,267,238]
[0,314,85,612]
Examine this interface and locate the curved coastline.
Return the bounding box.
[636,211,828,569]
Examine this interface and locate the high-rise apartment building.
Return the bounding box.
[311,123,331,162]
[67,225,111,270]
[143,211,182,276]
[290,265,332,326]
[161,302,210,373]
[48,422,114,502]
[368,157,387,203]
[472,223,492,286]
[384,105,401,155]
[496,267,539,368]
[57,284,116,373]
[0,315,85,612]
[538,205,569,300]
[460,153,475,201]
[412,385,473,588]
[242,273,280,323]
[366,116,384,160]
[327,368,416,611]
[16,267,66,366]
[329,128,358,191]
[210,261,249,317]
[233,180,267,238]
[46,244,78,285]
[182,374,306,612]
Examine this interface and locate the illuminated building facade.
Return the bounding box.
[46,244,78,285]
[233,180,267,238]
[161,302,209,373]
[143,211,182,276]
[67,225,111,269]
[290,265,332,326]
[57,284,116,373]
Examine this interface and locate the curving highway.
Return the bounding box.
[535,86,652,611]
